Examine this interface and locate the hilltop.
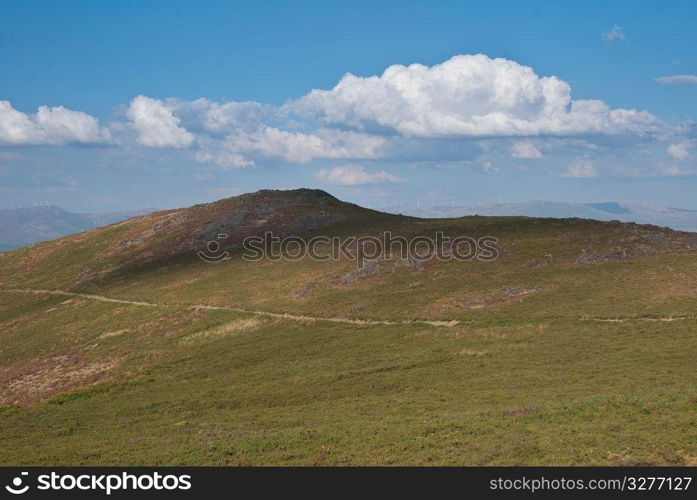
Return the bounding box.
[1,189,696,465]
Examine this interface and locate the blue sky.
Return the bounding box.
[1,0,696,211]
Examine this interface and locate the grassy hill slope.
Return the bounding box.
[1,189,696,465]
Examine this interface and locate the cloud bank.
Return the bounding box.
[3,54,692,182]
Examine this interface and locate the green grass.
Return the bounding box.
[0,291,695,465]
[1,206,696,465]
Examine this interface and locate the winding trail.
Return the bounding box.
[0,288,460,328]
[580,316,695,323]
[3,289,694,326]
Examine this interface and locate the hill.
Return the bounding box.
[1,189,696,465]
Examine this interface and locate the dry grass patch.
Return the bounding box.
[0,353,121,406]
[678,452,697,466]
[181,318,264,345]
[458,348,487,357]
[98,329,130,339]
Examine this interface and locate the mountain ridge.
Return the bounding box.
[5,194,696,254]
[384,200,697,231]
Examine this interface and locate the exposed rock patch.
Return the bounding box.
[445,287,539,311]
[293,281,317,298]
[341,261,380,284]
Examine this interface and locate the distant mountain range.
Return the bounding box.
[385,201,697,232]
[0,206,153,251]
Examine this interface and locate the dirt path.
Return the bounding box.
[0,288,460,328]
[5,289,691,326]
[580,316,694,323]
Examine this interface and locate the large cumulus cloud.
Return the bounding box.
[289,54,659,138]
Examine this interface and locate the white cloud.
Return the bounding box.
[315,164,405,185]
[602,25,626,44]
[0,101,111,146]
[653,160,697,177]
[127,96,194,148]
[174,98,268,134]
[562,159,597,178]
[667,142,692,160]
[226,127,385,163]
[511,141,543,159]
[193,151,254,169]
[290,54,658,138]
[481,160,500,173]
[124,96,384,162]
[654,75,697,86]
[201,101,264,132]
